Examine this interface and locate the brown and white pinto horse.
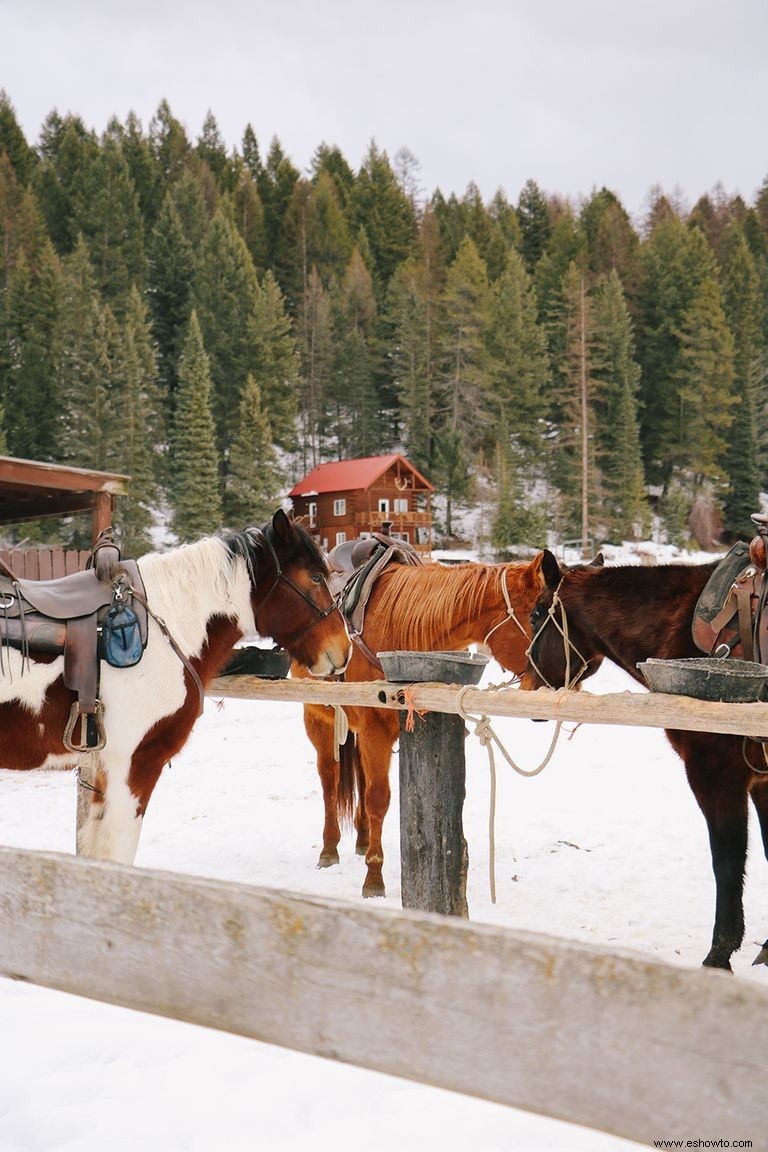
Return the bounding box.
[293,553,552,897]
[1,510,350,864]
[522,549,768,972]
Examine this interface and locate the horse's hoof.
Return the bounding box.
[752,944,768,967]
[355,841,369,857]
[362,881,386,898]
[702,954,733,972]
[317,850,339,869]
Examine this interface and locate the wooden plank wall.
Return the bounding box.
[0,846,764,1147]
[0,547,90,579]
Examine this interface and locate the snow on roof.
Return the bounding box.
[289,454,434,496]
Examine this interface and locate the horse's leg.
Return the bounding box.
[680,735,750,970]
[357,709,398,898]
[304,704,343,868]
[748,775,768,965]
[77,753,144,864]
[353,739,369,856]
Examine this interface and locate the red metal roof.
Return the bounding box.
[289,454,434,496]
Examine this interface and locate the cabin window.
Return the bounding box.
[392,531,410,543]
[393,498,408,514]
[335,532,347,546]
[333,498,346,516]
[308,501,317,526]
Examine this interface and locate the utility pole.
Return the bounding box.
[580,271,590,557]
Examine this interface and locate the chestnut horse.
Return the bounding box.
[294,553,552,897]
[1,510,350,864]
[522,549,768,971]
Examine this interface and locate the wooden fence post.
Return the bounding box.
[398,688,469,918]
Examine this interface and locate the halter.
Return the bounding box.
[483,563,530,649]
[525,582,590,690]
[254,526,338,647]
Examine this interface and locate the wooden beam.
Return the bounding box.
[0,492,99,523]
[0,847,763,1145]
[0,456,128,494]
[208,674,768,740]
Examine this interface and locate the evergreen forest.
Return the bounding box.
[1,92,767,555]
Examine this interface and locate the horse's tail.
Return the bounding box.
[337,732,359,828]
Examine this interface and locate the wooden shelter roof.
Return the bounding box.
[0,456,129,539]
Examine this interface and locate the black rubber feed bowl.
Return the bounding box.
[377,650,489,685]
[220,646,291,679]
[637,657,768,703]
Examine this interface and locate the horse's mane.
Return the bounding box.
[139,534,252,655]
[369,562,505,650]
[564,559,719,599]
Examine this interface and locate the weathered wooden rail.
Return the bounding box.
[209,672,768,740]
[0,845,764,1147]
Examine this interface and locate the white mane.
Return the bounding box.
[138,535,256,657]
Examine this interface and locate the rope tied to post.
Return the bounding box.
[456,682,564,905]
[402,686,427,732]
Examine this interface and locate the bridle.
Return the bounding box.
[253,526,340,648]
[525,581,590,690]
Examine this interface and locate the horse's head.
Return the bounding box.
[249,509,351,677]
[485,551,562,676]
[519,549,605,692]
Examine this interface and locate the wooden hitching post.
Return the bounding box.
[398,687,469,918]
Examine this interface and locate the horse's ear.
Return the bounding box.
[588,552,605,568]
[271,508,296,545]
[540,548,561,589]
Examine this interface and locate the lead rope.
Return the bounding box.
[456,682,565,904]
[483,563,531,647]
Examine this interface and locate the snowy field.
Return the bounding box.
[3,648,768,1152]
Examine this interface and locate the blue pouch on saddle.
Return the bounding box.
[102,601,143,668]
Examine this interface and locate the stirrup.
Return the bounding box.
[64,700,107,752]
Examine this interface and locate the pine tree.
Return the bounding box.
[671,275,737,490]
[387,257,433,474]
[591,271,649,539]
[105,286,161,553]
[0,90,35,186]
[348,141,417,295]
[438,235,493,456]
[229,158,268,273]
[2,242,61,461]
[149,100,191,184]
[0,403,7,453]
[120,110,162,230]
[490,410,548,552]
[721,226,763,537]
[296,266,333,468]
[548,261,599,546]
[191,209,263,455]
[328,247,379,457]
[57,236,108,467]
[277,172,352,311]
[196,111,232,192]
[433,426,469,539]
[516,179,551,272]
[257,136,300,266]
[251,269,300,447]
[636,216,716,482]
[224,373,283,526]
[33,112,99,255]
[171,311,223,541]
[487,248,550,461]
[148,193,194,421]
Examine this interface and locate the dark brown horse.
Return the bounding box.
[294,553,552,897]
[522,549,768,971]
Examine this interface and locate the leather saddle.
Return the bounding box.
[692,514,768,663]
[327,531,424,666]
[0,531,147,751]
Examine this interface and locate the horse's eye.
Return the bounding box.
[311,573,323,584]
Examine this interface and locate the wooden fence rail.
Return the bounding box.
[209,672,768,740]
[0,846,764,1147]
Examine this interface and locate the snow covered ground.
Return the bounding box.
[2,545,767,1150]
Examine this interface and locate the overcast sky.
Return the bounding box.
[2,0,766,222]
